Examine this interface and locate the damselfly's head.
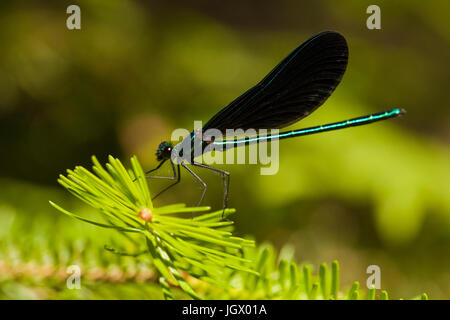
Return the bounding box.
[156,141,173,161]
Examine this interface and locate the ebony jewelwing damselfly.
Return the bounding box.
[144,31,405,211]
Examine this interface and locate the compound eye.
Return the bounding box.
[164,145,172,156]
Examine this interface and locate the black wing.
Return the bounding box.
[202,31,348,133]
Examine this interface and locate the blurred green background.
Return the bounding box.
[0,0,449,299]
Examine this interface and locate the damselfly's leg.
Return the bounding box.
[181,162,207,207]
[133,159,167,182]
[145,159,172,179]
[192,162,230,216]
[138,160,181,200]
[151,162,181,200]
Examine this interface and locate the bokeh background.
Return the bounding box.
[0,0,449,299]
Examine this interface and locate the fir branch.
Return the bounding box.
[50,155,255,299]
